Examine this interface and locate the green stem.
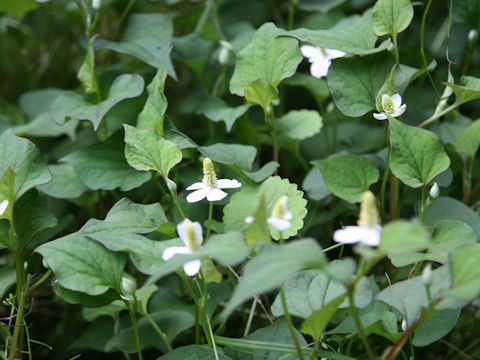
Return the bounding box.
[418,102,458,128]
[380,146,391,222]
[170,188,186,220]
[267,110,278,174]
[389,175,399,219]
[419,0,440,97]
[287,0,295,30]
[420,184,427,224]
[125,302,143,360]
[206,201,213,241]
[111,0,136,40]
[332,108,338,154]
[310,337,320,360]
[279,286,305,360]
[464,155,475,203]
[144,311,173,352]
[321,242,345,253]
[28,269,52,295]
[392,33,400,64]
[184,276,201,344]
[347,286,375,360]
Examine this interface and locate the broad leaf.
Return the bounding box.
[37,163,88,199]
[389,117,450,188]
[328,52,395,117]
[241,162,279,183]
[36,232,127,296]
[53,283,119,308]
[302,167,331,201]
[379,219,430,256]
[276,110,323,141]
[77,37,99,95]
[245,79,278,113]
[312,155,379,203]
[224,176,308,240]
[412,309,460,347]
[443,244,480,301]
[0,130,52,201]
[61,132,151,191]
[230,23,302,96]
[455,119,480,156]
[124,125,182,177]
[13,113,78,141]
[0,265,16,298]
[245,194,271,246]
[0,0,37,19]
[283,11,391,55]
[196,97,251,132]
[51,74,144,130]
[199,143,257,171]
[372,0,414,37]
[223,239,327,318]
[301,295,346,339]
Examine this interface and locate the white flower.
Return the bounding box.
[333,191,381,247]
[92,0,101,9]
[300,45,346,78]
[186,158,242,203]
[0,200,8,216]
[373,94,407,120]
[162,219,204,277]
[267,195,292,231]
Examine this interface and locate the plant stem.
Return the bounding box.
[111,0,136,40]
[28,269,52,295]
[287,0,295,30]
[420,184,427,223]
[310,337,320,360]
[267,110,278,174]
[144,311,173,352]
[389,175,399,219]
[322,242,345,253]
[380,146,391,223]
[279,286,305,360]
[206,201,213,241]
[419,0,440,97]
[347,286,375,360]
[392,33,400,64]
[125,301,143,360]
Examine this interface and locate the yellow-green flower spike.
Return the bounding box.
[383,94,394,114]
[186,222,200,251]
[271,195,287,219]
[357,191,380,227]
[203,157,217,187]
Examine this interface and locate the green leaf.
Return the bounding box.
[137,61,168,133]
[124,124,182,177]
[223,176,308,240]
[245,79,278,113]
[298,0,346,12]
[61,132,151,191]
[53,282,119,308]
[312,155,379,203]
[36,232,127,296]
[376,266,451,325]
[372,0,414,37]
[443,244,480,301]
[276,110,323,141]
[230,23,302,96]
[195,0,224,41]
[301,295,346,339]
[283,11,391,55]
[199,143,257,171]
[426,197,480,238]
[19,88,64,118]
[0,130,52,201]
[412,309,460,347]
[51,74,144,130]
[0,167,15,223]
[453,0,480,31]
[389,117,450,188]
[302,167,331,201]
[0,0,37,19]
[271,269,373,318]
[37,163,88,199]
[245,194,271,246]
[158,345,232,360]
[81,197,167,236]
[390,220,477,267]
[379,219,430,256]
[77,38,99,95]
[197,97,251,132]
[93,13,173,69]
[224,319,307,360]
[240,162,279,183]
[13,113,78,141]
[14,190,57,251]
[0,265,16,298]
[327,52,395,117]
[446,76,480,105]
[172,33,214,77]
[456,119,480,156]
[222,239,327,318]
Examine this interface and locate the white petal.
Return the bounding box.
[373,112,387,120]
[192,221,204,245]
[0,200,8,216]
[245,216,254,223]
[186,182,206,191]
[301,45,322,62]
[186,187,210,203]
[310,59,329,78]
[267,217,291,231]
[216,179,242,189]
[184,260,201,276]
[325,48,346,59]
[361,226,382,246]
[333,226,363,244]
[391,104,407,117]
[206,187,228,201]
[390,94,402,109]
[177,219,191,246]
[162,246,191,260]
[284,211,293,221]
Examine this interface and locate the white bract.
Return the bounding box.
[333,191,381,247]
[267,195,292,231]
[162,219,204,277]
[373,94,407,120]
[0,200,8,216]
[301,45,346,78]
[186,157,241,203]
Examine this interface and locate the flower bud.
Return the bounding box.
[387,42,395,52]
[92,0,101,10]
[469,29,478,45]
[218,40,232,65]
[422,263,433,287]
[121,275,137,295]
[358,191,380,228]
[429,182,439,199]
[401,318,407,332]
